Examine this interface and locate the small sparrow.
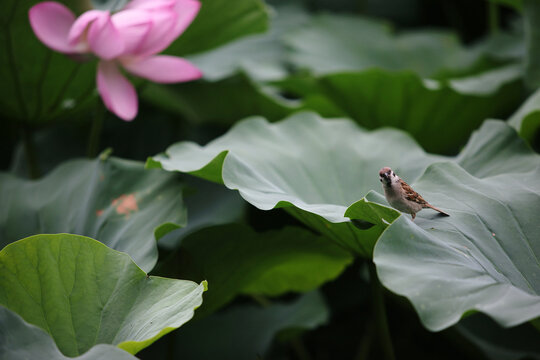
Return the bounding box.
[379,167,449,220]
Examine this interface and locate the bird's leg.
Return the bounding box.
[411,213,416,221]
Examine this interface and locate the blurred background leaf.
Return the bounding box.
[143,3,527,153]
[165,0,270,56]
[284,13,484,77]
[0,156,186,272]
[141,73,298,126]
[154,224,352,316]
[0,0,97,124]
[184,4,308,82]
[279,65,523,153]
[509,87,540,148]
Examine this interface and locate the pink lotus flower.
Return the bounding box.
[29,0,202,121]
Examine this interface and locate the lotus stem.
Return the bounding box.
[6,3,29,120]
[369,262,395,360]
[87,103,105,158]
[21,124,40,179]
[46,63,82,115]
[354,316,374,360]
[489,2,500,34]
[251,294,272,308]
[291,337,312,360]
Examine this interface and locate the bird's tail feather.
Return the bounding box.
[424,204,450,216]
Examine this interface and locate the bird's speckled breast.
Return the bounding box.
[383,182,422,214]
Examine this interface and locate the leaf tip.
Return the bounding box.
[99,147,114,161]
[145,157,163,169]
[201,280,208,291]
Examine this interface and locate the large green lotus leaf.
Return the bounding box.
[509,88,540,145]
[0,234,206,357]
[0,156,186,272]
[454,120,539,178]
[148,112,450,256]
[282,65,523,153]
[168,291,328,360]
[150,114,535,257]
[0,306,138,360]
[284,12,492,78]
[166,0,270,56]
[170,224,352,315]
[0,1,97,123]
[374,160,540,331]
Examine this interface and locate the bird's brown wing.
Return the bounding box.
[400,179,450,216]
[399,179,428,206]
